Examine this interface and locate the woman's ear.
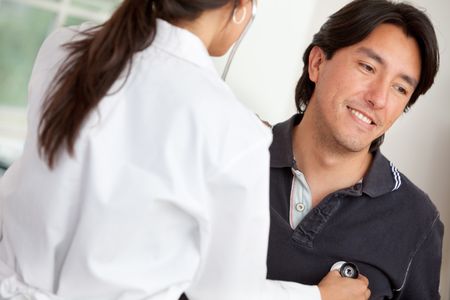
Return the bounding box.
[236,0,252,7]
[308,46,326,83]
[232,0,252,20]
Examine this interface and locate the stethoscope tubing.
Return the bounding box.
[221,0,258,80]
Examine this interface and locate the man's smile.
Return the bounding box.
[347,106,377,126]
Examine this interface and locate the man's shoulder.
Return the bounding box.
[367,152,439,228]
[368,160,443,267]
[388,167,440,224]
[397,171,435,206]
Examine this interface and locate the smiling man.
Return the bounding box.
[266,0,443,299]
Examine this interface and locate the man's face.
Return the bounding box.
[307,23,421,153]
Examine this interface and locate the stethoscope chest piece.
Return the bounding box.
[330,261,359,279]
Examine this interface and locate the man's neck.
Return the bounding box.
[292,116,373,206]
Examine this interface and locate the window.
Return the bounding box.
[0,0,120,171]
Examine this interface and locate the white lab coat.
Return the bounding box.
[0,20,320,300]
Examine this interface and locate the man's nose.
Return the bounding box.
[364,78,389,109]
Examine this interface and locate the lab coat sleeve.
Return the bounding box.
[184,138,321,300]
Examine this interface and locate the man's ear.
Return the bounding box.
[308,46,326,83]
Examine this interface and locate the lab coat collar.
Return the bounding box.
[152,19,218,76]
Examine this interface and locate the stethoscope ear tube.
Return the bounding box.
[221,0,258,80]
[330,261,360,279]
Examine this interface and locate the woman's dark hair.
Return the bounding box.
[39,0,238,168]
[295,0,439,151]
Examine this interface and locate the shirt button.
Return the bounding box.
[295,203,305,212]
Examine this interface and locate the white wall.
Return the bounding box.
[215,1,450,299]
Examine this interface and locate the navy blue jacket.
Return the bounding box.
[267,114,444,299]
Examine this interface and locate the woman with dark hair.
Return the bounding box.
[0,1,370,299]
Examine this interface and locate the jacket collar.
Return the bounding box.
[270,114,401,198]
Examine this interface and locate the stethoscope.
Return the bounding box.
[221,0,258,80]
[331,261,360,279]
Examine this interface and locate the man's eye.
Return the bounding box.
[360,63,374,73]
[394,85,408,95]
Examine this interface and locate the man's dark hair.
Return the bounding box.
[295,0,439,151]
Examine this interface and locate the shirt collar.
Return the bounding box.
[270,113,401,198]
[151,19,218,76]
[270,114,301,168]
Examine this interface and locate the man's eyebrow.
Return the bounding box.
[356,46,418,88]
[357,47,384,65]
[400,74,418,88]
